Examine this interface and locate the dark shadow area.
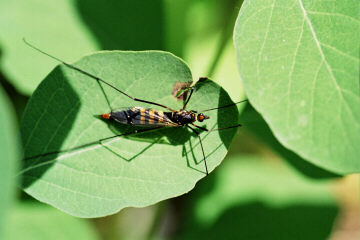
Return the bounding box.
[240,104,341,179]
[173,164,339,240]
[21,68,81,189]
[107,120,191,146]
[102,138,159,162]
[0,49,29,124]
[75,0,164,51]
[183,139,207,175]
[215,88,239,149]
[178,202,338,240]
[191,78,239,151]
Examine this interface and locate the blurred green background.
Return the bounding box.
[0,0,358,239]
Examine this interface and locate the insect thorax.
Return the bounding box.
[170,110,196,125]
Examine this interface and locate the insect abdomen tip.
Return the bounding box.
[100,113,111,119]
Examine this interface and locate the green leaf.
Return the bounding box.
[178,155,338,240]
[0,0,165,95]
[20,51,239,217]
[5,203,99,240]
[241,104,340,179]
[234,0,360,174]
[0,86,18,239]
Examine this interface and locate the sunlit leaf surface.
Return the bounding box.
[234,0,360,173]
[20,51,239,217]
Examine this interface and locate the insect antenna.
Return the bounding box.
[200,99,248,112]
[197,98,247,132]
[23,39,176,112]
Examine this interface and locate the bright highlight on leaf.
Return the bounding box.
[234,0,360,174]
[20,51,240,217]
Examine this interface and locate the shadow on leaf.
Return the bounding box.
[21,68,80,189]
[241,104,341,179]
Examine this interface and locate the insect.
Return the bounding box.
[23,39,247,175]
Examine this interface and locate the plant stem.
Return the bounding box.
[206,0,244,78]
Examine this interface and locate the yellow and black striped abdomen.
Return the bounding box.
[130,108,175,126]
[109,107,177,126]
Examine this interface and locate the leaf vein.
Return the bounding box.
[298,0,359,126]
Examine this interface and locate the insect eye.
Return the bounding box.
[197,113,204,122]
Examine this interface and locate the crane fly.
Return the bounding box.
[23,39,247,175]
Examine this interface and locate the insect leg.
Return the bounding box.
[24,126,164,161]
[182,87,194,110]
[182,77,208,110]
[192,122,242,132]
[209,124,242,132]
[186,125,209,176]
[191,123,209,132]
[23,39,176,112]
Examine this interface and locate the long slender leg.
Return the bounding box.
[191,123,208,132]
[182,87,194,110]
[24,39,176,112]
[24,126,164,161]
[210,124,242,132]
[182,77,208,110]
[192,123,242,132]
[209,124,242,132]
[187,125,209,176]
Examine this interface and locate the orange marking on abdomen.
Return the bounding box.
[140,108,146,124]
[101,113,110,119]
[148,110,155,124]
[157,111,164,123]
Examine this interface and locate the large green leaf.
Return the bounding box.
[240,104,340,179]
[0,86,18,239]
[5,203,99,240]
[234,0,360,173]
[20,51,239,217]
